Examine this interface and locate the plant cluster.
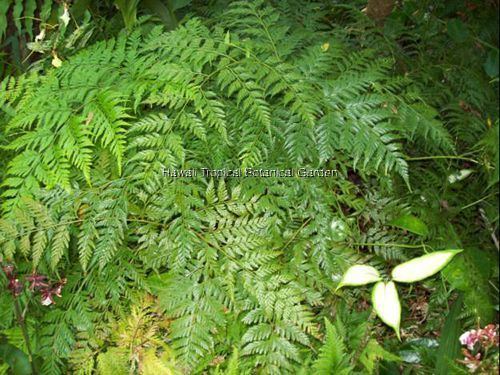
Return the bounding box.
[458,324,499,373]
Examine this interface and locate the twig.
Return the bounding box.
[351,242,429,249]
[406,155,480,164]
[461,191,498,210]
[479,208,499,251]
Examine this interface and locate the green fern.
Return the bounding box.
[312,319,352,374]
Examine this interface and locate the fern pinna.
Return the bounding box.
[0,1,486,374]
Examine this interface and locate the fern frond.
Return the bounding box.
[312,319,352,375]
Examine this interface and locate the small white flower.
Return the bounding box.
[41,295,53,306]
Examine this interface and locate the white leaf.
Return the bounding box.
[448,169,474,184]
[372,281,401,339]
[35,28,46,42]
[336,265,381,290]
[391,249,462,283]
[51,54,62,68]
[60,5,70,27]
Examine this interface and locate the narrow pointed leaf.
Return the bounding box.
[372,281,401,339]
[435,294,463,374]
[389,214,429,236]
[336,265,381,290]
[391,249,463,283]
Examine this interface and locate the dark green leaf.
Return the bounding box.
[171,0,192,11]
[389,215,429,236]
[0,342,32,375]
[484,50,499,78]
[447,19,469,43]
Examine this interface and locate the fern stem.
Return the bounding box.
[250,7,280,60]
[351,242,428,249]
[479,208,499,251]
[13,298,36,374]
[5,219,84,240]
[281,218,312,251]
[128,310,145,375]
[405,155,480,164]
[460,191,499,211]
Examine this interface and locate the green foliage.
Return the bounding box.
[0,0,191,78]
[313,319,352,374]
[309,307,400,374]
[0,338,32,375]
[0,0,88,77]
[435,295,464,375]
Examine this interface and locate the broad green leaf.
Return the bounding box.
[392,249,463,283]
[40,0,53,22]
[484,50,499,78]
[0,1,9,39]
[442,248,495,323]
[372,281,401,340]
[13,0,24,34]
[23,0,37,39]
[389,214,428,236]
[142,0,178,30]
[447,19,469,43]
[0,342,32,375]
[171,0,192,11]
[336,265,381,290]
[114,0,140,30]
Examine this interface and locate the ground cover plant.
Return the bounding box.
[0,0,498,374]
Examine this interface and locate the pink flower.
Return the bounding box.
[464,357,480,372]
[460,325,499,351]
[25,273,48,291]
[460,330,479,350]
[7,278,24,296]
[40,289,55,306]
[52,278,66,298]
[481,324,499,347]
[2,264,15,278]
[39,279,66,306]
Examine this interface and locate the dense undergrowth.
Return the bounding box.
[0,1,498,374]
